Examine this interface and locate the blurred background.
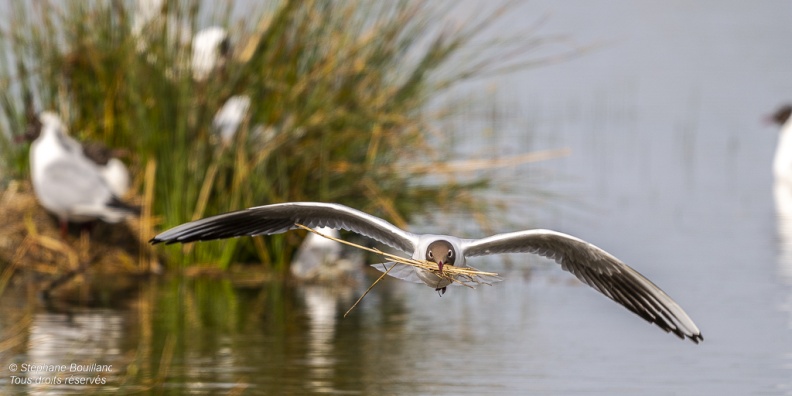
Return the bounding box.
[1,0,791,394]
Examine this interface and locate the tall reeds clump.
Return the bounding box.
[0,0,570,271]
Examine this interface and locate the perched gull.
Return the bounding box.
[26,112,139,235]
[192,26,229,81]
[212,95,251,145]
[768,104,792,281]
[769,105,792,218]
[150,202,703,343]
[290,227,363,283]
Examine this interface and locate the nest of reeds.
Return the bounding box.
[0,181,157,302]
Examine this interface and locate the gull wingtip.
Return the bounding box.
[690,332,703,344]
[149,234,174,245]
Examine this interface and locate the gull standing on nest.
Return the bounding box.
[25,112,139,236]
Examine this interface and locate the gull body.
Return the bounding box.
[192,26,229,81]
[769,105,792,281]
[150,202,703,343]
[770,106,792,220]
[82,141,131,197]
[213,95,251,145]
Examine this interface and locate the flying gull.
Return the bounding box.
[150,201,703,343]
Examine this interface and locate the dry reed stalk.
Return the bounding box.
[1,234,32,294]
[329,147,570,174]
[23,213,79,269]
[403,147,571,174]
[344,259,395,317]
[140,158,158,272]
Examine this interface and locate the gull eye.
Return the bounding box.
[428,251,434,259]
[448,249,453,257]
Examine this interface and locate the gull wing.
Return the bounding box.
[462,229,702,343]
[150,202,418,253]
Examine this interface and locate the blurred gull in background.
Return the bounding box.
[133,1,229,81]
[769,104,792,282]
[192,26,229,81]
[131,0,189,56]
[290,227,363,284]
[213,95,251,146]
[25,112,138,236]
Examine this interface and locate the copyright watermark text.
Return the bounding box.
[7,362,113,386]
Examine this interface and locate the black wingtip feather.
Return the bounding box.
[108,196,141,215]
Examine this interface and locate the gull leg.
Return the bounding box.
[59,218,68,239]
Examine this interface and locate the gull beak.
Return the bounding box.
[437,260,444,274]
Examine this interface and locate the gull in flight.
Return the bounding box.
[150,202,703,343]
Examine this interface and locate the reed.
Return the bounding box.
[0,0,579,271]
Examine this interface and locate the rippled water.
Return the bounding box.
[3,1,792,395]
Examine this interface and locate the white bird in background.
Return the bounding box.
[290,227,363,283]
[771,105,792,183]
[150,202,703,343]
[25,112,139,236]
[769,104,792,282]
[132,2,231,82]
[212,95,251,145]
[81,142,131,198]
[131,0,191,55]
[192,26,229,81]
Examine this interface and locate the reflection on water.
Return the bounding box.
[776,179,792,283]
[23,310,124,394]
[300,285,355,393]
[0,250,789,394]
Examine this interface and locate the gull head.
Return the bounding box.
[20,111,64,143]
[426,240,455,274]
[769,104,792,127]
